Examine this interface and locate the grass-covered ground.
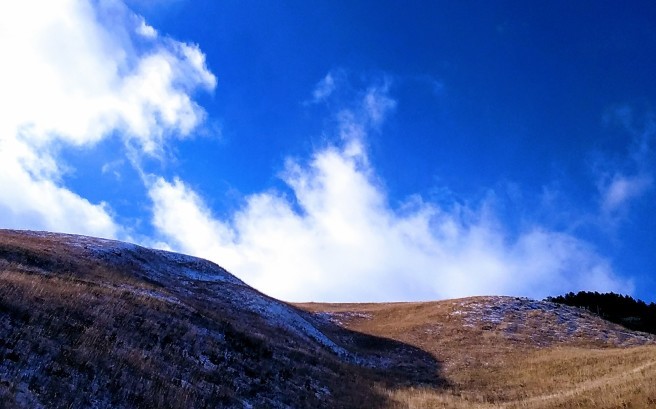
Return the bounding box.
[299,297,656,408]
[1,229,654,408]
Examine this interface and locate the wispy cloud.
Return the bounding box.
[311,72,338,103]
[0,0,215,238]
[362,80,396,128]
[136,17,158,39]
[600,174,652,214]
[596,107,655,222]
[150,78,630,302]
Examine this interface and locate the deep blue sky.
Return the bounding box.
[2,1,655,301]
[134,0,655,202]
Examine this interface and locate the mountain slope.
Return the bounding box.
[0,230,441,408]
[1,229,654,408]
[298,297,656,408]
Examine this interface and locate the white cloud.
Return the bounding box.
[150,84,630,302]
[311,72,337,103]
[0,160,120,238]
[149,176,238,260]
[597,107,655,221]
[0,0,215,238]
[600,174,652,214]
[362,80,396,128]
[136,17,158,38]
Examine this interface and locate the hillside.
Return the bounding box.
[0,229,440,408]
[1,229,655,408]
[298,298,656,408]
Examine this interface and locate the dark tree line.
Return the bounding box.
[546,291,656,335]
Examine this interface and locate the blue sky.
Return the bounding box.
[1,1,655,302]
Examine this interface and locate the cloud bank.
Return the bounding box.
[0,0,215,238]
[150,84,631,302]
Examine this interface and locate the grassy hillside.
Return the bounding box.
[1,229,655,408]
[298,298,656,408]
[0,230,440,408]
[383,346,656,408]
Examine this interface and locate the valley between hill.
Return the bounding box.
[0,229,654,408]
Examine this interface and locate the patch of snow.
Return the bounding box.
[116,285,181,305]
[238,294,348,357]
[319,311,372,326]
[449,296,656,346]
[148,249,244,286]
[30,231,243,287]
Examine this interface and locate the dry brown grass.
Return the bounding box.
[3,229,655,408]
[382,346,656,408]
[0,232,324,407]
[298,298,656,408]
[0,229,440,408]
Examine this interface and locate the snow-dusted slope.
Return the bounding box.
[447,296,656,347]
[0,229,386,408]
[3,230,344,355]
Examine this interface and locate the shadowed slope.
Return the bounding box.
[0,229,444,408]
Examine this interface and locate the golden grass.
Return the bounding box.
[382,346,656,408]
[298,299,656,408]
[3,230,655,408]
